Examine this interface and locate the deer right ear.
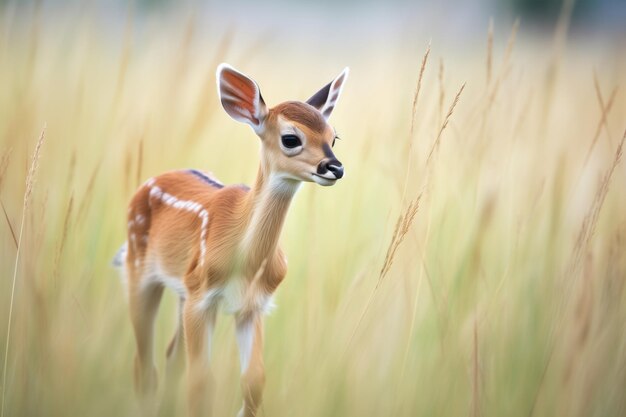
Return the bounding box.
[306,67,349,120]
[217,63,268,133]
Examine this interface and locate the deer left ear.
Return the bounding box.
[217,63,268,134]
[306,67,349,120]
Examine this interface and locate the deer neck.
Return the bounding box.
[240,160,300,265]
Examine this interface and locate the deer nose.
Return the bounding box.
[317,159,344,179]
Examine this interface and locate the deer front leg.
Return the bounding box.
[184,300,217,417]
[236,313,265,417]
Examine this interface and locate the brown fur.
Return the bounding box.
[271,101,327,133]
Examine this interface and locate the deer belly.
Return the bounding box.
[196,275,275,315]
[220,276,246,314]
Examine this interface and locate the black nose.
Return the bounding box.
[327,162,344,179]
[318,159,344,179]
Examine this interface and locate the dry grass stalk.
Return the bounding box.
[136,137,144,188]
[543,0,574,128]
[502,19,519,76]
[53,195,74,285]
[114,4,133,103]
[486,17,493,86]
[400,43,430,205]
[23,129,45,210]
[472,317,481,417]
[186,28,234,142]
[570,127,625,279]
[345,195,422,354]
[1,125,46,417]
[76,159,102,225]
[592,71,615,143]
[487,19,519,107]
[410,42,431,138]
[438,58,446,127]
[0,148,12,192]
[426,83,466,166]
[0,198,17,249]
[483,20,519,105]
[379,197,421,283]
[582,75,618,168]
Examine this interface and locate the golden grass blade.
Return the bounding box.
[531,127,626,417]
[344,195,421,354]
[1,125,46,417]
[570,128,626,277]
[592,71,615,143]
[52,195,74,286]
[410,42,431,139]
[0,198,17,249]
[185,28,234,143]
[471,317,480,417]
[438,58,446,127]
[0,148,12,193]
[75,159,102,225]
[400,43,431,206]
[426,82,466,167]
[486,17,493,86]
[136,137,144,188]
[582,74,618,168]
[485,19,519,109]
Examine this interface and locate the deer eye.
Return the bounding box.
[281,135,302,149]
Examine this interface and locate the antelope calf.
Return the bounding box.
[113,63,349,416]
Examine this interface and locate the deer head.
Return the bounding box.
[217,63,349,187]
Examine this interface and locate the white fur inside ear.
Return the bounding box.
[216,63,267,133]
[320,67,349,119]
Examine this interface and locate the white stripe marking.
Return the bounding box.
[147,183,210,266]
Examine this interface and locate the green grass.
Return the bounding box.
[1,7,626,417]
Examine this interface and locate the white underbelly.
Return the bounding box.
[196,275,275,315]
[141,263,275,315]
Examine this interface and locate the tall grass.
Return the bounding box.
[1,6,626,417]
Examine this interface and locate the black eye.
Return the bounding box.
[281,134,302,149]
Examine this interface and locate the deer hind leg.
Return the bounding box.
[128,276,164,416]
[184,298,218,417]
[236,313,265,417]
[160,297,186,415]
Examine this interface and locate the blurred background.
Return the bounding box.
[0,0,625,416]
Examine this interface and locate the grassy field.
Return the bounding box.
[1,5,626,417]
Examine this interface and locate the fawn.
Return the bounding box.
[113,63,349,417]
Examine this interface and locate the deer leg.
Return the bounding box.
[128,280,164,416]
[184,299,217,417]
[236,313,265,417]
[160,297,186,415]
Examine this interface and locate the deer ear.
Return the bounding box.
[217,63,268,133]
[306,67,349,120]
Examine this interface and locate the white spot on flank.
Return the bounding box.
[135,214,145,225]
[147,183,210,266]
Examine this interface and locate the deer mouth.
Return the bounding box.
[312,173,338,186]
